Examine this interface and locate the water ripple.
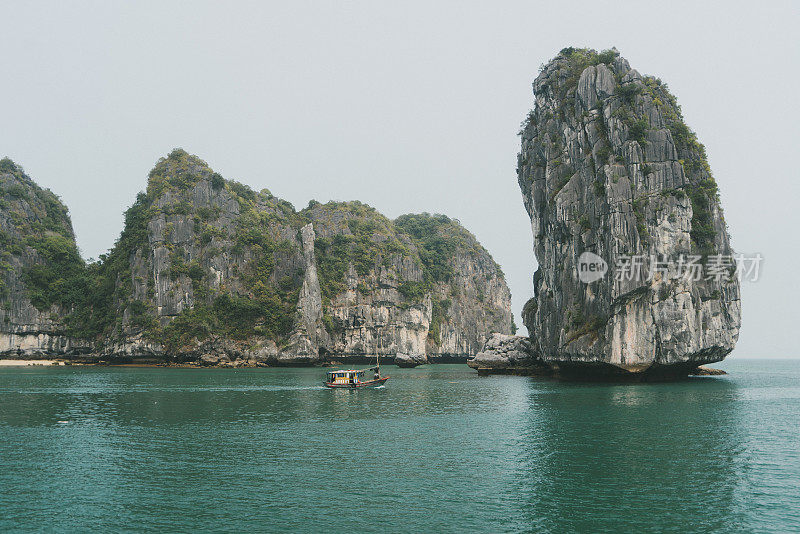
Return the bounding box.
[0,361,798,532]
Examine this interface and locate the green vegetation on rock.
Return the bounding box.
[640,76,721,253]
[306,206,507,345]
[161,293,295,353]
[133,151,304,350]
[395,213,499,343]
[517,48,739,373]
[1,150,513,359]
[0,158,90,324]
[527,48,723,254]
[545,47,620,101]
[305,201,408,301]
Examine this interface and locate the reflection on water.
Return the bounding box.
[0,362,798,532]
[514,379,747,532]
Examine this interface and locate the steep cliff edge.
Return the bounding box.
[100,150,513,364]
[305,203,512,363]
[0,159,91,356]
[516,48,740,378]
[5,149,511,364]
[92,149,327,364]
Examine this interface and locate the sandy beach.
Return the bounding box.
[0,359,64,367]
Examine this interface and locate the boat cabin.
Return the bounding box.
[326,370,365,386]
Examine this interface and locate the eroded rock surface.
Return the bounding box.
[0,159,92,357]
[307,202,513,364]
[467,333,538,370]
[516,48,740,378]
[0,150,513,365]
[394,352,428,368]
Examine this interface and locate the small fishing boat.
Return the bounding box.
[324,324,389,389]
[324,367,389,389]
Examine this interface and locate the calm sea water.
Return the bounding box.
[0,360,798,533]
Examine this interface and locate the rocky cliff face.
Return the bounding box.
[95,149,323,364]
[516,48,740,378]
[102,151,513,364]
[0,159,91,357]
[306,203,512,363]
[1,149,511,364]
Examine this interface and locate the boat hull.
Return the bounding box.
[324,376,389,389]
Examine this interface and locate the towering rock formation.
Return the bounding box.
[515,48,740,378]
[108,151,513,364]
[98,149,324,364]
[0,159,91,356]
[306,203,512,363]
[0,149,512,364]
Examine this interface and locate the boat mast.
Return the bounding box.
[376,323,380,374]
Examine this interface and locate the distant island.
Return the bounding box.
[0,151,513,366]
[470,48,740,380]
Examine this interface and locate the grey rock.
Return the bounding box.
[304,204,513,363]
[0,151,513,366]
[691,365,726,376]
[467,333,536,369]
[111,159,514,365]
[242,338,278,363]
[517,49,741,378]
[394,352,428,368]
[0,160,91,357]
[274,223,330,365]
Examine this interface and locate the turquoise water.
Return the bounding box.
[1,360,798,533]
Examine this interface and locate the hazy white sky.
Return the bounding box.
[1,1,798,357]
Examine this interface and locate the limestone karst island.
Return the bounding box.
[3,2,800,529]
[470,48,741,380]
[0,151,512,368]
[1,49,740,382]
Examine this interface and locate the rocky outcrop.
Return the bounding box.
[0,159,92,357]
[515,48,741,379]
[394,352,428,368]
[275,222,330,364]
[0,150,512,365]
[691,366,726,376]
[467,333,539,372]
